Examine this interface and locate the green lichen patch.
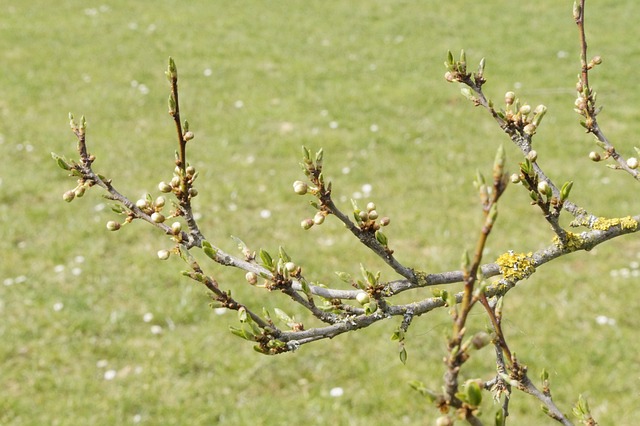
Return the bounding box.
[495,251,536,281]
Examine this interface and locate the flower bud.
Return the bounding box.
[523,123,537,135]
[170,176,180,187]
[188,187,198,197]
[537,180,550,195]
[63,190,75,202]
[186,166,196,177]
[510,173,521,184]
[627,157,639,169]
[106,221,121,231]
[519,104,531,115]
[379,217,391,227]
[285,262,297,273]
[366,202,376,212]
[589,151,601,162]
[183,131,194,141]
[526,150,538,162]
[313,212,325,225]
[504,91,515,106]
[293,180,308,195]
[356,292,370,305]
[155,196,166,208]
[358,210,369,221]
[245,271,258,285]
[444,71,455,82]
[74,186,86,198]
[157,249,170,260]
[136,199,149,209]
[151,212,165,223]
[158,181,172,193]
[301,219,314,230]
[171,221,182,234]
[367,210,379,220]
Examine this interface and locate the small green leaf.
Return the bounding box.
[278,246,291,263]
[399,346,407,365]
[202,241,217,260]
[51,152,72,171]
[335,271,352,283]
[466,380,482,407]
[375,230,388,246]
[259,249,274,269]
[560,181,574,202]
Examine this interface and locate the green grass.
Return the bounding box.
[3,0,640,424]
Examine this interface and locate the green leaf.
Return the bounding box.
[202,241,217,260]
[335,271,352,283]
[466,380,482,406]
[51,152,72,171]
[278,246,291,263]
[259,249,274,269]
[399,346,407,365]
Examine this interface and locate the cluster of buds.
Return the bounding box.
[574,61,602,130]
[444,50,485,89]
[499,91,547,137]
[158,163,199,201]
[515,153,573,215]
[61,179,93,203]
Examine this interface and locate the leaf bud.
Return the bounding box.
[627,157,639,169]
[151,212,165,223]
[293,180,308,195]
[106,221,121,231]
[245,271,258,285]
[63,190,75,202]
[157,249,170,260]
[301,218,314,230]
[158,181,172,193]
[589,151,601,162]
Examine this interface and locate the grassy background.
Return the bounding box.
[2,0,640,424]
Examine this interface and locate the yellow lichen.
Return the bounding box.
[552,231,584,252]
[495,251,536,282]
[591,216,638,231]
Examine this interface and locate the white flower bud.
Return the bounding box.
[106,221,121,231]
[627,157,639,169]
[313,212,325,225]
[504,91,515,105]
[155,196,166,208]
[537,180,550,195]
[526,150,538,162]
[245,271,258,285]
[183,131,194,141]
[301,219,314,230]
[356,292,370,305]
[285,262,297,272]
[379,217,391,227]
[151,212,165,223]
[589,151,601,162]
[510,173,521,184]
[367,210,379,220]
[519,104,531,115]
[188,187,198,197]
[136,199,149,209]
[293,181,308,195]
[171,221,182,234]
[158,181,172,193]
[157,250,170,260]
[63,190,75,202]
[366,202,376,212]
[523,123,537,135]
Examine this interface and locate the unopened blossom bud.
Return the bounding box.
[358,211,369,221]
[537,180,550,195]
[368,210,379,220]
[510,173,521,184]
[627,157,639,169]
[523,123,537,135]
[186,166,196,177]
[591,55,602,65]
[245,271,258,285]
[183,131,194,141]
[519,104,531,115]
[526,150,538,162]
[293,180,308,195]
[366,202,376,212]
[356,292,370,305]
[589,151,601,162]
[171,221,182,234]
[313,212,325,225]
[157,249,170,260]
[106,221,121,231]
[504,91,515,105]
[63,190,75,202]
[74,186,86,198]
[301,218,314,230]
[136,199,149,209]
[379,217,391,227]
[188,187,198,197]
[170,176,180,187]
[158,181,172,193]
[444,71,455,82]
[285,262,297,272]
[155,196,166,208]
[151,212,165,223]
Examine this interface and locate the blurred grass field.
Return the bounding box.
[2,1,640,424]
